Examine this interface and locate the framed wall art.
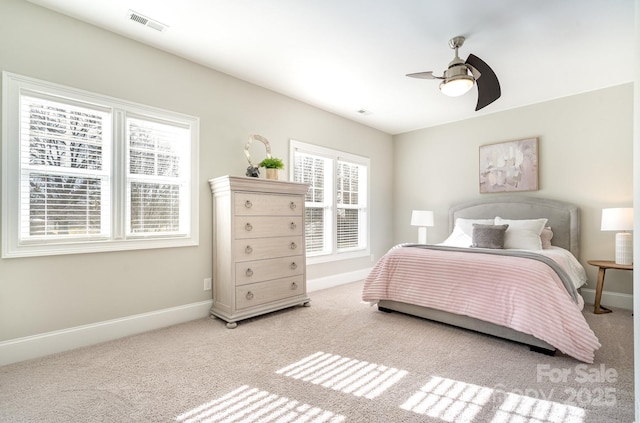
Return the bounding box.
[479,137,538,193]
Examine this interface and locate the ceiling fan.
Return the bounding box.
[407,36,501,111]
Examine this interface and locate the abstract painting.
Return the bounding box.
[479,138,538,193]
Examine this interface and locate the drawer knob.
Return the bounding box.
[291,282,298,290]
[245,268,254,277]
[245,245,253,254]
[245,200,253,208]
[290,262,297,270]
[289,201,296,210]
[246,291,254,300]
[245,222,253,231]
[290,222,297,230]
[290,242,297,250]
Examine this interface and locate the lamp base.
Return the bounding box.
[417,227,427,244]
[615,232,633,265]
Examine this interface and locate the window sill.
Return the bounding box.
[2,237,198,258]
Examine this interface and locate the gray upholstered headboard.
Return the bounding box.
[449,195,580,258]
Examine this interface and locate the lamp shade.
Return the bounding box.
[601,208,633,231]
[411,210,434,227]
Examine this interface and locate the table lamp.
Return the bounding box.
[601,207,633,265]
[411,210,434,244]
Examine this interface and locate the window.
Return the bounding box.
[2,72,199,257]
[290,140,369,261]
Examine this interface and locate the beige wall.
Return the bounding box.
[393,84,634,296]
[0,0,633,348]
[0,0,394,341]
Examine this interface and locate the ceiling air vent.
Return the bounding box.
[128,10,168,32]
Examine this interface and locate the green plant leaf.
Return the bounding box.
[258,157,284,169]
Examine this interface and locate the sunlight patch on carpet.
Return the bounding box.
[400,376,585,423]
[490,390,585,423]
[276,351,408,399]
[401,376,493,422]
[175,385,345,423]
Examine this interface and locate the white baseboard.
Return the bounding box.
[307,267,371,292]
[3,273,621,367]
[580,288,633,311]
[0,300,213,366]
[0,267,372,367]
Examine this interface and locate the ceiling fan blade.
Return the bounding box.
[406,71,442,79]
[465,54,501,111]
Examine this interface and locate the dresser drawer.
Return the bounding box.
[236,255,304,285]
[235,236,303,261]
[234,216,303,239]
[235,193,303,216]
[236,276,304,310]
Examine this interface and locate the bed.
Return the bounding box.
[362,195,601,363]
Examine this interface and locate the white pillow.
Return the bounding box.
[453,218,495,239]
[494,217,548,250]
[441,225,472,248]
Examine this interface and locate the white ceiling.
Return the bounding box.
[27,0,636,135]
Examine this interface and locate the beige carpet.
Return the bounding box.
[0,281,634,422]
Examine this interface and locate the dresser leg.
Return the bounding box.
[226,322,238,329]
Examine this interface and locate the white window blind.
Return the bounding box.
[294,152,332,255]
[20,95,111,241]
[127,117,191,237]
[2,72,199,257]
[337,161,366,251]
[290,140,369,261]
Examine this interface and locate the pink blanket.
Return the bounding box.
[362,246,601,363]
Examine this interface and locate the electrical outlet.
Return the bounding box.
[204,277,212,291]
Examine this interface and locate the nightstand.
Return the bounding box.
[587,260,633,314]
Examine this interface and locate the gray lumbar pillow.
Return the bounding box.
[472,223,509,249]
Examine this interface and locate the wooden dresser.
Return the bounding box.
[209,175,310,328]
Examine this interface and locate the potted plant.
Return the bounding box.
[259,157,284,180]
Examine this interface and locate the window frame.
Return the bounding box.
[290,139,370,264]
[2,72,199,258]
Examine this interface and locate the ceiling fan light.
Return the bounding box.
[439,76,474,97]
